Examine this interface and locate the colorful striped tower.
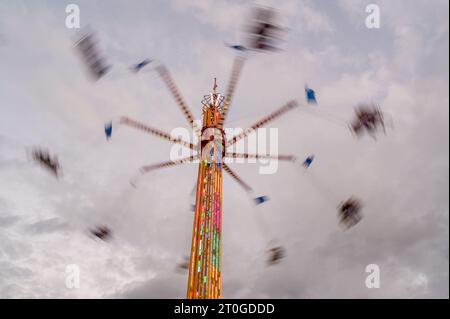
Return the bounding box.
[187,81,225,299]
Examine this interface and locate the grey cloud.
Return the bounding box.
[25,217,69,235]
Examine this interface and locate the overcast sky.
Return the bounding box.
[0,0,448,298]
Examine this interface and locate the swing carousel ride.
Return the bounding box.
[28,6,389,299]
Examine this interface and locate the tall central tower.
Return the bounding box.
[187,81,225,299]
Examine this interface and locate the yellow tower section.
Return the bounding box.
[187,91,224,299]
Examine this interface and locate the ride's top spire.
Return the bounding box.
[213,78,218,92]
[210,78,220,108]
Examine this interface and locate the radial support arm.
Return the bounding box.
[218,56,247,128]
[140,155,199,174]
[120,116,196,150]
[222,163,253,193]
[225,152,296,162]
[227,100,298,146]
[156,65,201,136]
